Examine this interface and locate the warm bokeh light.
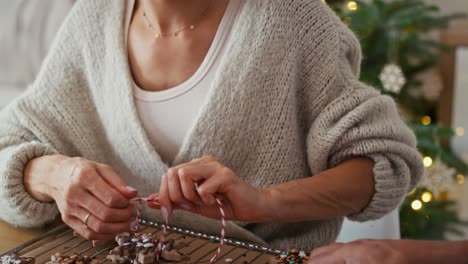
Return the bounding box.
[456,127,465,137]
[421,116,432,126]
[423,156,433,168]
[347,1,358,11]
[422,192,432,203]
[342,16,352,25]
[411,200,423,210]
[457,174,465,185]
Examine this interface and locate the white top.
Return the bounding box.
[125,0,243,164]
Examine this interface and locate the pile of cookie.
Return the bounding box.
[271,249,309,264]
[0,252,98,264]
[0,254,35,264]
[107,232,189,264]
[45,252,98,264]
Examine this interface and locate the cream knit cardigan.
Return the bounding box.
[0,0,423,251]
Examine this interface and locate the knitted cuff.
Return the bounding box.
[347,154,410,222]
[0,141,59,228]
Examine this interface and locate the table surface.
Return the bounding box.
[0,219,62,254]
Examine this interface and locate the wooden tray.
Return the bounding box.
[1,219,281,264]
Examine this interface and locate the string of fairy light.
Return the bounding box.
[411,115,466,211]
[323,0,466,212]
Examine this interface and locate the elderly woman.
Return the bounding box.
[0,0,422,251]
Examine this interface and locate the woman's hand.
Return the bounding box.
[24,155,138,241]
[309,240,408,264]
[148,156,270,222]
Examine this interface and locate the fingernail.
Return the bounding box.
[149,200,160,206]
[161,207,169,222]
[126,186,138,192]
[180,203,192,210]
[130,219,138,229]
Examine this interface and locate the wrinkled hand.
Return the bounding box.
[48,157,137,240]
[148,156,270,222]
[309,240,409,264]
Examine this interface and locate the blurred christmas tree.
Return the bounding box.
[326,0,468,239]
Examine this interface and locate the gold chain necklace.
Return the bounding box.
[142,1,213,39]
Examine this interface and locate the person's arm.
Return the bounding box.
[299,12,424,222]
[150,155,374,223]
[393,240,468,264]
[152,6,423,223]
[0,8,77,228]
[153,32,423,224]
[309,239,468,264]
[262,157,374,222]
[0,0,133,231]
[0,127,60,227]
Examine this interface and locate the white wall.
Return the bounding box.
[430,0,468,239]
[422,1,468,240]
[449,46,468,241]
[452,48,468,161]
[0,86,24,108]
[423,0,468,15]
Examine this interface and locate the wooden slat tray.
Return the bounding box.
[1,219,281,264]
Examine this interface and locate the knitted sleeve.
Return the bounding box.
[305,17,424,221]
[0,122,59,227]
[0,1,86,227]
